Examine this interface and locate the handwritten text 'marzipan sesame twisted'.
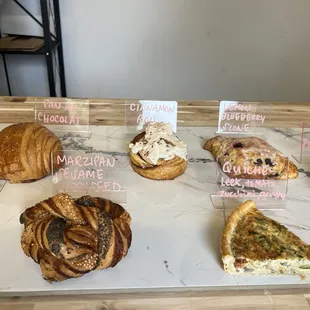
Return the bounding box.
[55,155,121,192]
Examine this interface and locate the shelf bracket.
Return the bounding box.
[53,0,66,97]
[40,0,56,97]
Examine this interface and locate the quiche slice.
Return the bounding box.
[221,200,310,275]
[203,136,298,179]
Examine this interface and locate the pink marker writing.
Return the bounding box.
[303,138,310,149]
[136,114,156,124]
[222,123,249,132]
[224,103,251,112]
[56,155,115,168]
[221,113,265,123]
[130,103,175,114]
[221,177,242,187]
[72,181,121,191]
[44,99,62,109]
[222,161,273,176]
[38,112,80,125]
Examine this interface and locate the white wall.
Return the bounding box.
[0,0,310,101]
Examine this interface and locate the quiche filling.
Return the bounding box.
[222,201,310,276]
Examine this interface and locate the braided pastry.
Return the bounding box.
[20,193,132,282]
[0,122,63,183]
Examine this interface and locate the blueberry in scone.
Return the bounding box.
[203,136,298,180]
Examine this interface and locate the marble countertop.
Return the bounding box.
[0,125,310,296]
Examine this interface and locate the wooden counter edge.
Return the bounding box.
[0,96,310,127]
[1,290,310,310]
[0,286,310,300]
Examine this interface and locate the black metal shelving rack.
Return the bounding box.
[0,0,66,97]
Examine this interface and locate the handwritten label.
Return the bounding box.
[37,113,80,125]
[125,100,178,133]
[218,101,267,134]
[36,99,84,125]
[38,99,80,125]
[44,100,77,111]
[217,190,286,200]
[56,155,115,167]
[52,152,125,199]
[217,159,287,201]
[292,121,310,164]
[302,138,310,149]
[34,98,90,138]
[222,161,273,176]
[54,154,121,192]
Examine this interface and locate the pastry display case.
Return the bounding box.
[0,96,310,309]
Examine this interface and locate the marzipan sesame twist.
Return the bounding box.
[20,193,132,282]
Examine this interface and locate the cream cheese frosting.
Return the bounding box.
[129,122,188,165]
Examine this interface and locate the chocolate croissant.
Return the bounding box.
[0,122,63,183]
[20,193,132,282]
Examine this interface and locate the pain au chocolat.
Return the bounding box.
[0,122,63,183]
[204,136,298,179]
[20,193,132,282]
[129,122,188,180]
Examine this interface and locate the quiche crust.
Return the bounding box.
[221,200,310,275]
[221,200,255,259]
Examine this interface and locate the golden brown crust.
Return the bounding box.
[20,193,132,282]
[221,200,257,258]
[221,200,310,275]
[0,122,63,183]
[204,136,298,179]
[129,132,187,180]
[130,157,187,180]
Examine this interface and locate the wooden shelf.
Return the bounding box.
[0,35,59,55]
[0,96,309,128]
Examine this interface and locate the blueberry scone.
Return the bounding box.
[222,200,310,275]
[204,136,298,179]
